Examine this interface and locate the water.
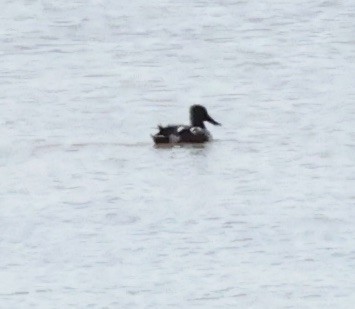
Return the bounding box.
[1,0,354,308]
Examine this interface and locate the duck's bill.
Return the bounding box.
[206,114,221,126]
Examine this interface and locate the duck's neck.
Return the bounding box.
[191,119,205,128]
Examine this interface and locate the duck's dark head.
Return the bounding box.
[190,105,221,128]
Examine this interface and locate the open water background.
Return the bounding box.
[0,0,354,308]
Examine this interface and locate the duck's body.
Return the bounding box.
[152,105,221,145]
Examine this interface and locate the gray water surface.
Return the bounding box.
[1,0,354,308]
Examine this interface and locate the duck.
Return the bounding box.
[152,105,221,144]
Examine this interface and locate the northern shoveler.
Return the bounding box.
[152,105,221,144]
